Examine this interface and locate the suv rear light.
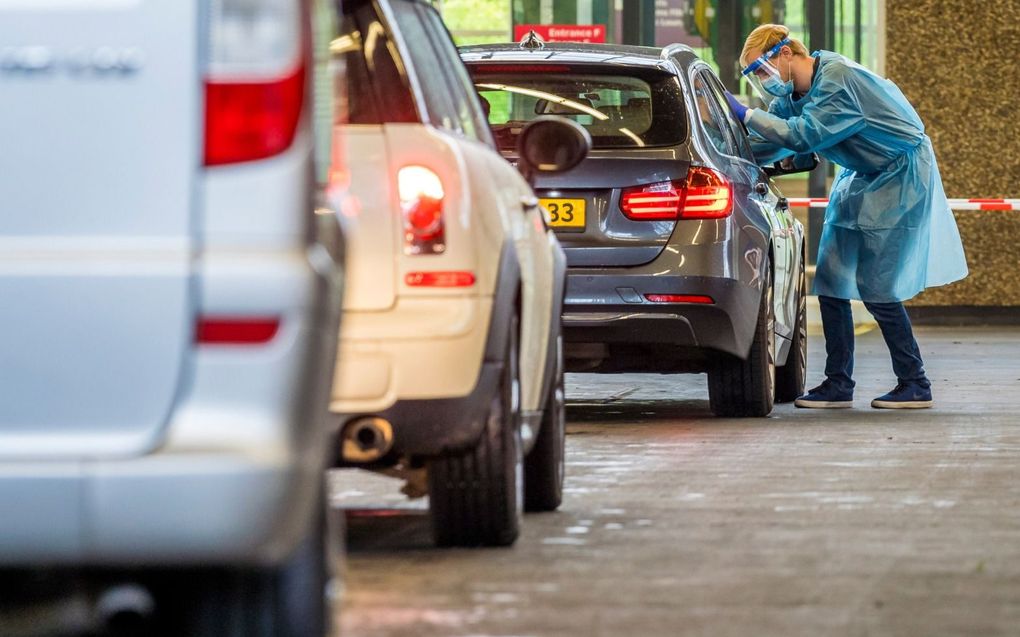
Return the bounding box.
[196,317,281,344]
[398,166,446,255]
[204,0,307,166]
[620,167,733,221]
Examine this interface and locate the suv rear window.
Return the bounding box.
[471,69,687,150]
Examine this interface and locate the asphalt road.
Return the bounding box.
[334,327,1020,637]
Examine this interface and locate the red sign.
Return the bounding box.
[513,24,607,44]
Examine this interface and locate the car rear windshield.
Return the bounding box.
[471,68,687,150]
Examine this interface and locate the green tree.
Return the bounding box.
[438,0,511,45]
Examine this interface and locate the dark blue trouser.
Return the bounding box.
[818,295,930,395]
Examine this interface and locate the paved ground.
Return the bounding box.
[334,327,1020,637]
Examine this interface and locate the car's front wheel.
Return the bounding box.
[428,314,523,547]
[708,271,776,417]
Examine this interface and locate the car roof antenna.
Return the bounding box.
[519,30,546,50]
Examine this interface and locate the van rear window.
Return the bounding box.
[472,70,687,150]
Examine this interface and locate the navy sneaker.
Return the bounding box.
[794,382,854,409]
[871,382,933,409]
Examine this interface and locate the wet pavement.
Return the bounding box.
[333,327,1020,637]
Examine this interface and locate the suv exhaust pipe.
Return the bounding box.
[341,417,394,463]
[95,583,154,636]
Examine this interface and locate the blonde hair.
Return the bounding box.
[740,24,809,67]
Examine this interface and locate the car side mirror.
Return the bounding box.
[763,153,819,177]
[516,116,591,186]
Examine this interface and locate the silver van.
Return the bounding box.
[0,0,343,634]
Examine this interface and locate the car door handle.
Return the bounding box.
[521,195,539,210]
[754,182,769,196]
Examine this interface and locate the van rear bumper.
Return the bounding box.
[0,243,343,568]
[0,451,308,567]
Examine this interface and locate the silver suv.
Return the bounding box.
[0,0,343,634]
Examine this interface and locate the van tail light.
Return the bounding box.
[620,167,733,221]
[196,317,281,344]
[203,0,307,166]
[398,166,446,255]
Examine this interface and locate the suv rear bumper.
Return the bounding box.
[0,247,343,568]
[563,272,760,371]
[0,449,310,567]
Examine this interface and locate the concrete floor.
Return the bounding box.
[334,327,1020,637]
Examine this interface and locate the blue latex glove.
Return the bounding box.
[724,90,749,123]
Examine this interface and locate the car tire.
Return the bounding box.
[177,486,332,637]
[525,334,566,512]
[429,314,523,547]
[708,269,776,417]
[775,257,807,403]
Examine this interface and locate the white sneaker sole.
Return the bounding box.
[871,399,933,409]
[794,399,853,409]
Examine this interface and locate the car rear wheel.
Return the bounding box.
[429,314,523,547]
[525,334,566,512]
[708,270,776,417]
[775,257,808,403]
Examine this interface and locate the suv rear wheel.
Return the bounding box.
[429,314,523,547]
[525,334,566,512]
[708,271,776,417]
[175,488,332,637]
[775,257,807,403]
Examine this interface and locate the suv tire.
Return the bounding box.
[429,314,523,547]
[708,270,776,417]
[775,257,807,403]
[178,487,331,637]
[525,334,565,512]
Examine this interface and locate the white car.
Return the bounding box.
[326,0,588,546]
[0,0,343,635]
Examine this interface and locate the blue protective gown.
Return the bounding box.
[746,51,968,303]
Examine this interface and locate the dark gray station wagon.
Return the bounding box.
[461,41,809,417]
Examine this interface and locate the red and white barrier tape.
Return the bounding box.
[786,197,1020,211]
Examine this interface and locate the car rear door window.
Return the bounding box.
[703,72,757,163]
[692,71,738,157]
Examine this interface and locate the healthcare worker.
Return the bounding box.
[724,24,968,409]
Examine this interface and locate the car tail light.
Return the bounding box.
[644,294,714,304]
[620,180,684,220]
[405,271,476,288]
[203,0,307,166]
[398,166,446,255]
[681,166,733,218]
[620,167,733,221]
[196,317,281,344]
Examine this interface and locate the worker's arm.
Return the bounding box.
[745,64,867,154]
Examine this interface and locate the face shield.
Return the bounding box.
[741,38,793,103]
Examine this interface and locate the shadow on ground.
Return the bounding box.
[344,510,433,553]
[566,398,715,423]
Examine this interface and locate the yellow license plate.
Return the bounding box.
[540,198,586,230]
